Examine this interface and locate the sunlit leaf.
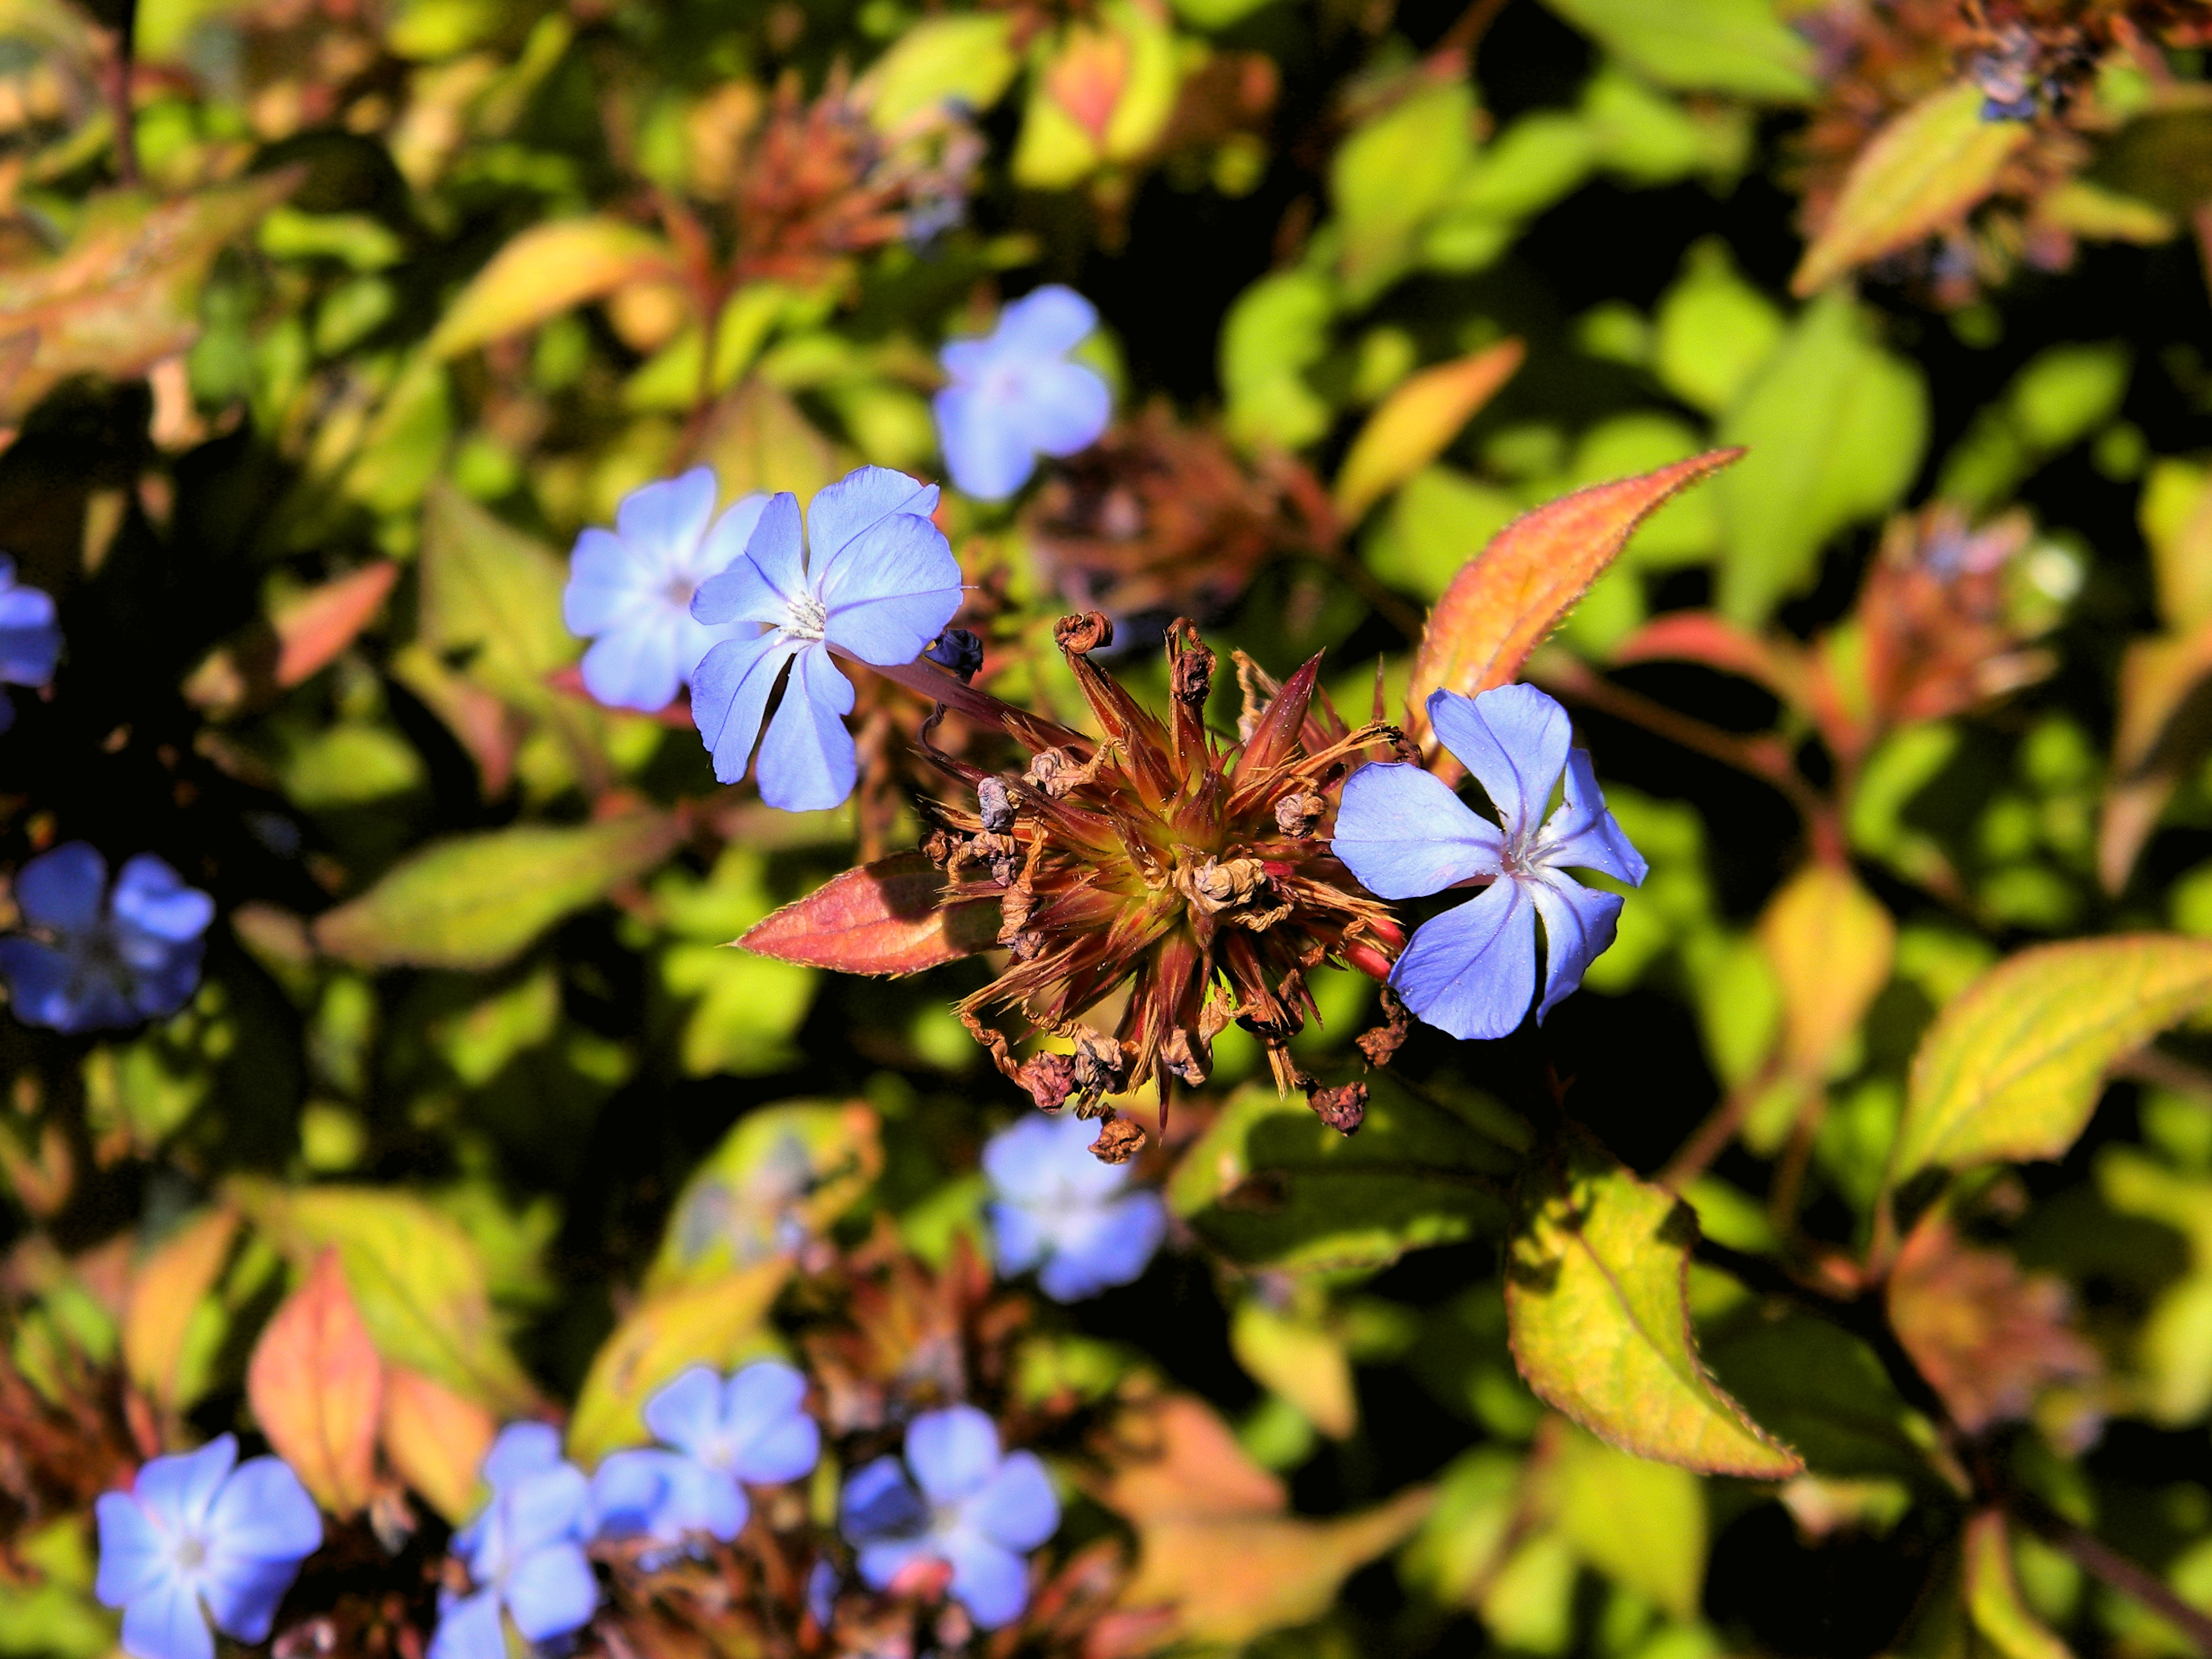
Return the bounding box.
[427,218,678,359]
[1965,1509,2076,1659]
[380,1365,496,1524]
[1407,450,1743,749]
[1230,1301,1356,1438]
[315,813,685,972]
[858,13,1019,131]
[246,1250,384,1517]
[1791,83,2031,297]
[121,1207,237,1413]
[185,562,400,715]
[1332,340,1522,523]
[1552,1424,1705,1621]
[740,852,1004,974]
[1758,864,1896,1083]
[231,1178,538,1415]
[1505,1142,1802,1477]
[1537,0,1815,100]
[567,1261,791,1465]
[646,1102,882,1290]
[1891,936,2212,1185]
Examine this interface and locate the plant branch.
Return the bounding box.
[2012,1495,2212,1659]
[106,0,139,186]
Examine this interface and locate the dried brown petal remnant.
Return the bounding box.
[927,614,1405,1124]
[1859,503,2054,731]
[1024,407,1329,639]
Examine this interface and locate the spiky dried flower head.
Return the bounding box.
[922,613,1405,1140]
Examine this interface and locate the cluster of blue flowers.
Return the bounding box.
[1332,684,1647,1041]
[0,842,215,1035]
[561,285,1113,813]
[983,1109,1167,1301]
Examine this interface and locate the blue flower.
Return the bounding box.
[588,1360,820,1563]
[563,468,770,712]
[1331,684,1647,1042]
[94,1434,321,1659]
[0,844,215,1034]
[0,554,60,734]
[983,1112,1166,1302]
[689,465,963,812]
[933,286,1112,500]
[839,1405,1058,1630]
[430,1423,599,1659]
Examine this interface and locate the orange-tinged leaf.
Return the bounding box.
[1408,450,1745,749]
[1757,865,1895,1082]
[248,1250,384,1517]
[1892,936,2212,1185]
[1332,340,1524,523]
[2095,624,2212,892]
[428,218,679,359]
[380,1366,496,1524]
[740,852,1005,974]
[186,562,401,714]
[1791,82,2030,298]
[1506,1141,1802,1478]
[1095,1392,1287,1524]
[122,1208,237,1411]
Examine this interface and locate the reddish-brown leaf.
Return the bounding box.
[379,1365,495,1524]
[186,563,401,714]
[1407,450,1745,749]
[1611,611,1812,712]
[740,852,1004,974]
[247,1249,384,1517]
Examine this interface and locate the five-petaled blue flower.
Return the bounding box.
[689,465,963,812]
[589,1360,820,1564]
[1331,684,1646,1043]
[934,286,1112,501]
[0,843,214,1034]
[95,1434,321,1659]
[430,1423,599,1659]
[0,554,60,734]
[839,1405,1058,1630]
[563,468,770,713]
[983,1111,1166,1302]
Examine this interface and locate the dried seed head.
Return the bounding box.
[1274,791,1325,837]
[977,776,1017,832]
[1091,1114,1148,1164]
[1306,1081,1368,1135]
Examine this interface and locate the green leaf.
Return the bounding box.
[314,814,685,971]
[1363,465,1522,601]
[1332,81,1479,303]
[1654,238,1785,416]
[229,1178,538,1415]
[858,13,1019,131]
[1714,293,1927,623]
[1552,1425,1707,1621]
[1221,270,1334,451]
[1537,0,1814,101]
[1171,1077,1514,1273]
[646,1102,883,1291]
[1965,1510,2075,1659]
[1504,1142,1802,1477]
[1703,1307,1929,1481]
[1891,936,2212,1186]
[416,484,580,714]
[427,217,676,359]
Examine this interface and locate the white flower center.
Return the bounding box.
[171,1531,208,1574]
[785,592,829,642]
[664,576,697,611]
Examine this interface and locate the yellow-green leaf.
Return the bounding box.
[1230,1301,1357,1439]
[122,1207,238,1412]
[646,1102,881,1291]
[1332,340,1523,523]
[1552,1425,1707,1621]
[1757,864,1895,1082]
[314,813,684,972]
[1965,1509,2075,1659]
[1505,1144,1802,1478]
[1407,450,1743,750]
[231,1178,538,1415]
[428,218,677,359]
[858,13,1019,131]
[1791,82,2030,298]
[567,1261,791,1465]
[1891,936,2212,1185]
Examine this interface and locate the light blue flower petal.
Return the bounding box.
[756,646,857,813]
[427,1589,506,1659]
[691,630,800,786]
[205,1455,320,1563]
[693,494,806,627]
[1036,1191,1165,1301]
[840,1456,926,1547]
[94,1492,168,1609]
[855,1535,933,1593]
[1018,360,1112,458]
[134,1438,237,1537]
[503,1540,599,1641]
[817,514,963,665]
[15,841,106,931]
[806,466,938,571]
[119,1573,212,1659]
[1330,763,1501,900]
[199,1552,305,1644]
[504,1464,591,1556]
[1427,686,1571,843]
[562,528,647,636]
[1388,876,1538,1042]
[1530,873,1625,1023]
[482,1423,564,1491]
[1538,750,1648,886]
[904,1406,1000,1505]
[987,1199,1049,1276]
[614,467,717,561]
[942,1532,1030,1630]
[641,1366,724,1458]
[994,285,1098,358]
[660,1458,748,1542]
[724,1362,818,1483]
[693,492,774,587]
[587,1449,677,1539]
[964,1448,1058,1552]
[0,937,87,1030]
[579,619,681,712]
[111,857,213,945]
[936,384,1039,501]
[0,557,59,686]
